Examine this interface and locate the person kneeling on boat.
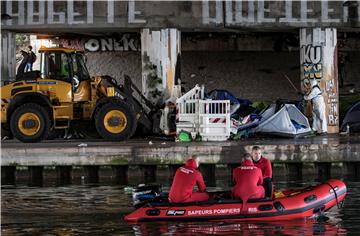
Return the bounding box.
[251,146,273,198]
[169,155,210,203]
[232,153,265,201]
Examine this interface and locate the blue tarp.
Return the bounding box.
[208,89,252,115]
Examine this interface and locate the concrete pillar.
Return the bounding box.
[1,31,16,84]
[84,166,99,183]
[1,166,16,185]
[300,28,339,133]
[112,165,128,184]
[141,28,181,104]
[56,166,72,185]
[28,166,43,186]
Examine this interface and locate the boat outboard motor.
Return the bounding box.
[132,184,162,207]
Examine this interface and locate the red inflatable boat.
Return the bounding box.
[124,179,346,223]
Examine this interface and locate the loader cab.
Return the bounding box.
[39,47,90,92]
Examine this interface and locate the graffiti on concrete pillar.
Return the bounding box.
[301,45,322,85]
[326,79,338,126]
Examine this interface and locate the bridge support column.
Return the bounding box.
[141,28,181,104]
[300,28,339,133]
[1,31,16,84]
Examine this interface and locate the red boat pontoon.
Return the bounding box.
[124,179,346,223]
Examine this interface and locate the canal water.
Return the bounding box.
[2,174,359,235]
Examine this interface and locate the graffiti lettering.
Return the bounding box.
[301,45,322,64]
[2,0,147,26]
[59,34,140,52]
[326,79,338,126]
[204,0,354,25]
[303,64,322,79]
[84,36,139,52]
[301,45,322,82]
[59,38,85,51]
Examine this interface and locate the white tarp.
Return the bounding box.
[255,104,311,137]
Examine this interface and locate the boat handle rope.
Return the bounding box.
[326,183,343,209]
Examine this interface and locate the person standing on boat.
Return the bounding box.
[251,146,273,198]
[232,153,265,200]
[169,155,209,203]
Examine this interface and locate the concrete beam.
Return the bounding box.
[2,1,360,33]
[2,140,360,166]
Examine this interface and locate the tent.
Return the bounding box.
[255,104,312,137]
[341,100,360,133]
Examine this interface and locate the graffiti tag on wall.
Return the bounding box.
[326,79,338,126]
[59,34,140,52]
[301,45,322,80]
[3,1,360,28]
[203,0,360,25]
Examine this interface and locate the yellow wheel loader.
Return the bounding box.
[1,47,169,142]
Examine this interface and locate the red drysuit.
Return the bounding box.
[169,159,209,203]
[232,160,265,201]
[253,156,272,179]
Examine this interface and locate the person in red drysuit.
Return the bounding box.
[232,153,265,202]
[251,146,273,198]
[169,156,209,203]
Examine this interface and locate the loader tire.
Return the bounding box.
[95,102,137,141]
[10,103,50,143]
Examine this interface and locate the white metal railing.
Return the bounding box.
[199,100,230,141]
[176,85,231,141]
